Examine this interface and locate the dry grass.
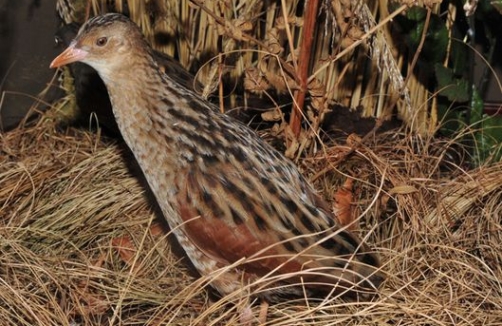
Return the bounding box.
[81,0,432,140]
[3,0,502,324]
[2,106,502,325]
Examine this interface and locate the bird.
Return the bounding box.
[50,13,384,300]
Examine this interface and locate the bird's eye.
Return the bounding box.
[96,37,108,47]
[54,36,63,46]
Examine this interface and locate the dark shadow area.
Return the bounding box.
[0,0,64,131]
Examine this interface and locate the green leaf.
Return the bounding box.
[470,88,484,124]
[435,64,470,102]
[406,6,427,21]
[398,6,448,64]
[449,31,469,75]
[470,89,502,165]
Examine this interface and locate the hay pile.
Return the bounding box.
[2,0,502,324]
[2,109,502,325]
[60,0,430,138]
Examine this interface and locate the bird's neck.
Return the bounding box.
[101,54,215,174]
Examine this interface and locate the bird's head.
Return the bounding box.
[50,13,149,79]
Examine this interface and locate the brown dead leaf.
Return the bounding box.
[333,178,356,229]
[111,235,137,266]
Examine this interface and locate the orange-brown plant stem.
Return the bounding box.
[289,0,320,139]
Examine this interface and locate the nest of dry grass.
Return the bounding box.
[2,0,501,324]
[2,106,502,325]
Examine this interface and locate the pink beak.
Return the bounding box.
[50,42,88,68]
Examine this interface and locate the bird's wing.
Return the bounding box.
[172,142,374,286]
